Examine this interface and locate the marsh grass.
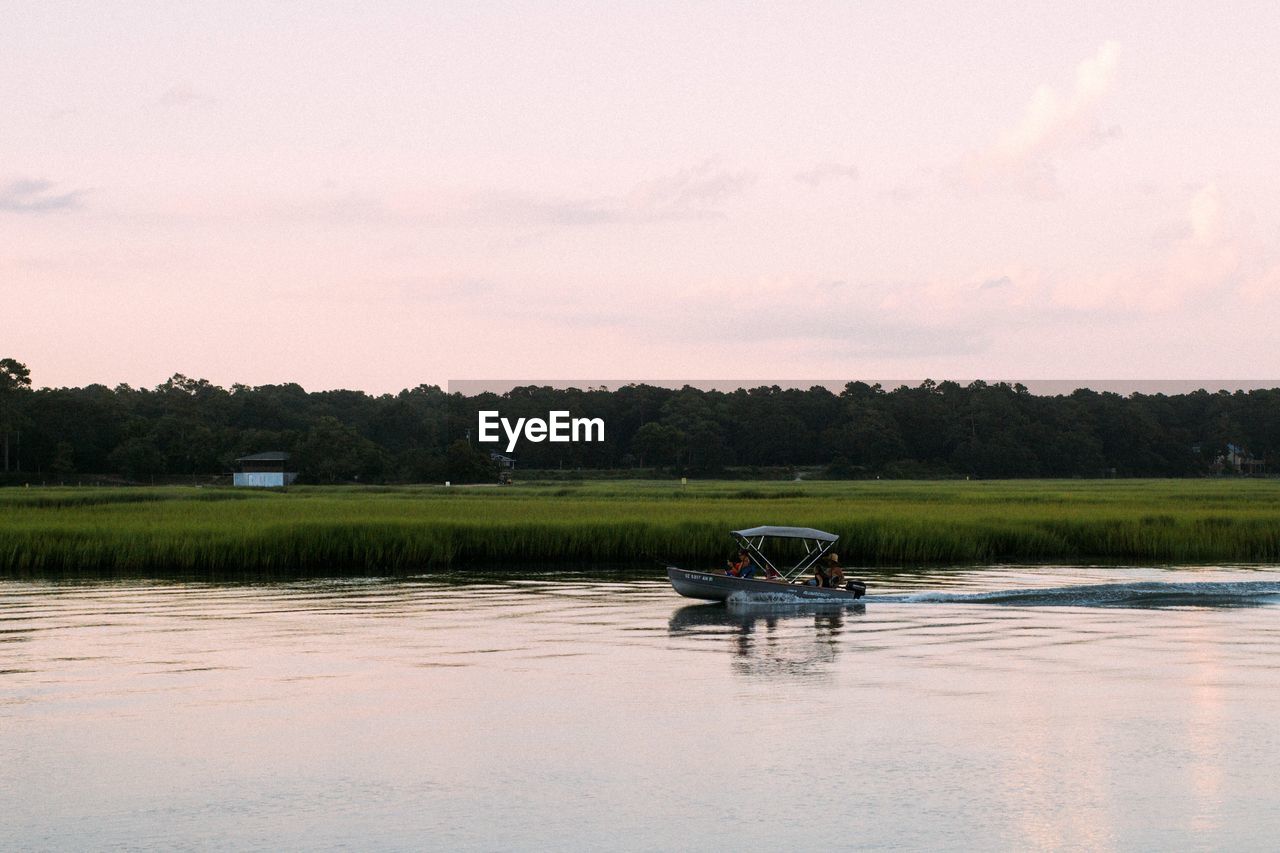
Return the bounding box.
[2,480,1279,577]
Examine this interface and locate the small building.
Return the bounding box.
[490,451,515,485]
[234,451,298,487]
[1222,444,1266,475]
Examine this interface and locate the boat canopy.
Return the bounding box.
[731,526,839,542]
[730,526,839,581]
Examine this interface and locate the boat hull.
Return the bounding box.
[666,566,866,603]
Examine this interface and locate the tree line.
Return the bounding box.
[1,358,1277,483]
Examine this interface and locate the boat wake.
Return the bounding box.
[727,590,807,605]
[725,590,858,608]
[869,580,1280,609]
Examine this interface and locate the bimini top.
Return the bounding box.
[732,526,839,542]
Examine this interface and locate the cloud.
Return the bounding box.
[957,41,1121,199]
[460,162,755,227]
[794,162,860,187]
[490,273,1002,361]
[271,162,756,231]
[156,85,218,108]
[879,185,920,202]
[1050,183,1266,313]
[0,179,83,213]
[1150,220,1193,246]
[829,181,1276,326]
[274,275,500,306]
[1187,182,1223,242]
[623,161,755,215]
[1238,262,1280,304]
[887,185,1254,321]
[487,196,623,226]
[998,41,1120,160]
[311,191,396,224]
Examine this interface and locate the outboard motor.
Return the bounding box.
[846,580,867,598]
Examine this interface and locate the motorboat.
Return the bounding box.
[666,526,867,603]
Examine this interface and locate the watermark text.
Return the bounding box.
[478,410,605,452]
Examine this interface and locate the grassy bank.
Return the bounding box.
[2,480,1280,577]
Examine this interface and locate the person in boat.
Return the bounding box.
[826,553,845,588]
[725,549,756,579]
[807,562,831,587]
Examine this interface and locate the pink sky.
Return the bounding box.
[3,1,1278,392]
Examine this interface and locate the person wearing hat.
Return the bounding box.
[808,552,842,587]
[825,552,845,588]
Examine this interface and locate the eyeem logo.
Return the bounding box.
[478,410,605,452]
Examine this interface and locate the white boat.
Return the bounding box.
[666,526,867,603]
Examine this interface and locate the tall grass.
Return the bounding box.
[2,480,1280,578]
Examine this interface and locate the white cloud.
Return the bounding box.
[624,161,755,215]
[958,41,1122,199]
[0,179,83,212]
[268,162,755,229]
[998,41,1120,160]
[456,163,755,227]
[1049,183,1265,313]
[794,162,860,187]
[1238,262,1280,304]
[1187,183,1223,242]
[156,84,218,108]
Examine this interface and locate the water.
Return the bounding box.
[4,566,1280,851]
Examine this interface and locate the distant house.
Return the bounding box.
[234,451,298,487]
[1222,444,1266,475]
[490,451,515,485]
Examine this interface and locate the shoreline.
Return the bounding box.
[4,480,1280,578]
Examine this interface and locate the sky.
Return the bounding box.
[3,1,1279,392]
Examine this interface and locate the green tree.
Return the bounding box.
[51,441,75,476]
[108,436,165,480]
[630,422,682,467]
[825,404,906,469]
[445,439,497,484]
[0,358,32,472]
[296,416,386,483]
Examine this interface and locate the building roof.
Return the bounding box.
[236,451,291,462]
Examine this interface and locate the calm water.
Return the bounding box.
[5,566,1280,851]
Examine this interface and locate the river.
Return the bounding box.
[4,566,1280,850]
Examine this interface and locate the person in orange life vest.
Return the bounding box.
[725,549,756,579]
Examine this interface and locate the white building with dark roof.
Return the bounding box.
[233,451,298,487]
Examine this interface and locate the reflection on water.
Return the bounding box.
[4,566,1280,850]
[669,603,862,680]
